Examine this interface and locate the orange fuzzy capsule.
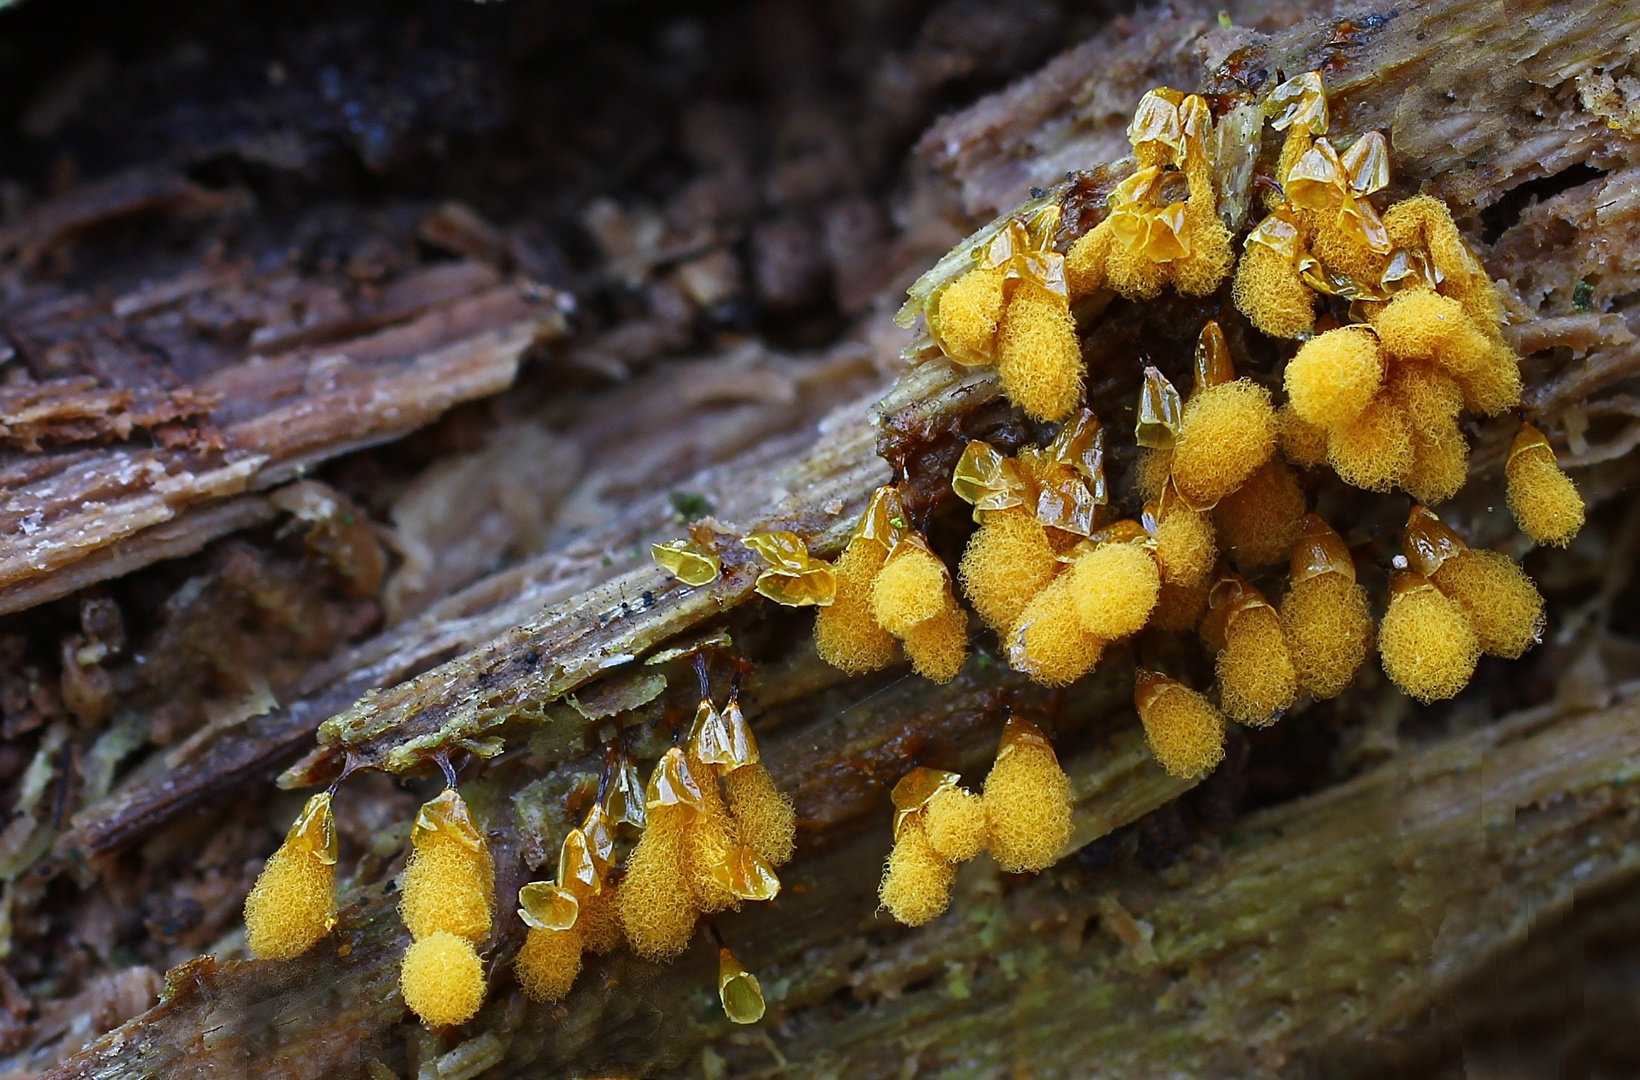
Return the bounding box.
[1065,220,1113,298]
[1284,326,1383,430]
[725,763,796,867]
[1067,539,1160,640]
[617,802,699,961]
[515,924,584,1004]
[1135,671,1226,778]
[958,505,1061,633]
[1171,380,1278,506]
[983,718,1073,873]
[1151,504,1215,588]
[1388,361,1464,436]
[923,785,987,863]
[244,793,338,961]
[1213,459,1306,569]
[1379,573,1480,702]
[1383,195,1500,328]
[401,790,495,945]
[814,537,896,674]
[1277,403,1330,469]
[1280,516,1372,700]
[903,601,969,684]
[1204,578,1297,726]
[1430,549,1545,660]
[1404,422,1470,505]
[1371,289,1495,388]
[1327,393,1413,493]
[1232,238,1315,339]
[1455,339,1524,417]
[1007,573,1105,686]
[879,818,956,927]
[996,279,1084,423]
[1506,424,1584,546]
[401,930,486,1028]
[931,267,1006,365]
[684,751,741,914]
[869,535,951,636]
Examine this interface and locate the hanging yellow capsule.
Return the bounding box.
[879,816,957,926]
[243,792,339,961]
[1379,571,1481,703]
[922,784,987,864]
[982,717,1073,874]
[1202,575,1297,726]
[515,923,584,1004]
[401,788,495,945]
[1066,536,1160,640]
[1403,506,1545,660]
[958,505,1060,634]
[1134,670,1226,779]
[1279,515,1372,699]
[869,532,954,637]
[1212,458,1307,570]
[1505,423,1584,547]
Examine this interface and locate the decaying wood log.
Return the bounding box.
[13,0,1640,1075]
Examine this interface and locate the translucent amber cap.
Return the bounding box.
[1134,669,1182,716]
[645,747,706,813]
[978,204,1067,298]
[952,440,1028,515]
[607,754,647,830]
[691,693,759,771]
[1201,574,1274,651]
[855,485,911,550]
[1507,422,1558,470]
[287,791,339,866]
[711,845,781,902]
[581,802,616,871]
[1046,409,1107,493]
[1135,366,1183,449]
[1388,569,1440,597]
[412,788,484,852]
[742,531,837,607]
[652,538,722,587]
[1402,505,1469,577]
[1193,320,1235,392]
[1289,513,1356,585]
[996,715,1054,761]
[890,767,961,838]
[718,949,767,1024]
[557,827,601,897]
[1268,71,1328,134]
[518,880,579,931]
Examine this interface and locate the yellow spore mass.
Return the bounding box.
[1214,604,1297,726]
[922,785,987,864]
[983,728,1073,874]
[1506,426,1585,546]
[1369,288,1471,364]
[1232,240,1315,339]
[576,882,624,955]
[1152,507,1215,588]
[1431,549,1545,660]
[1008,573,1106,686]
[1171,379,1278,506]
[1379,575,1481,702]
[1388,361,1464,436]
[725,763,796,866]
[1327,393,1412,493]
[1280,573,1373,699]
[996,279,1084,423]
[958,506,1061,633]
[1383,195,1501,329]
[617,803,700,961]
[1213,459,1306,569]
[515,925,584,1004]
[1135,447,1174,503]
[902,602,969,684]
[401,819,494,945]
[879,819,956,927]
[1284,327,1383,430]
[243,845,337,961]
[814,538,896,674]
[1456,339,1524,416]
[1065,221,1112,298]
[1068,541,1160,640]
[1278,403,1330,469]
[1404,422,1471,505]
[1135,673,1227,778]
[400,931,487,1028]
[1150,580,1209,631]
[869,540,951,636]
[684,752,740,914]
[932,267,1007,364]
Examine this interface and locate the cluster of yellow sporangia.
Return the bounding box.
[398,788,495,1026]
[880,717,1072,926]
[813,484,969,683]
[614,688,793,970]
[246,697,790,1027]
